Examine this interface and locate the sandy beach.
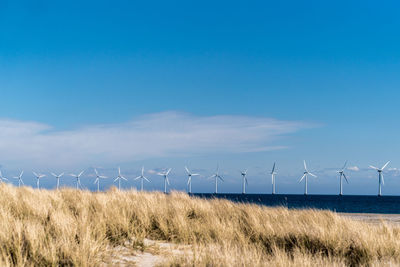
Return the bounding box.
[339,213,400,225]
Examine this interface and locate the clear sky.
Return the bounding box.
[1,1,400,194]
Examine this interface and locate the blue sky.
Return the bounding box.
[0,1,400,194]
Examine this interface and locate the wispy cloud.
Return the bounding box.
[347,166,360,171]
[0,112,311,168]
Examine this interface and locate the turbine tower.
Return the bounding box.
[299,161,317,195]
[70,171,85,190]
[157,168,172,193]
[209,165,224,194]
[337,161,349,196]
[94,169,107,192]
[135,167,150,191]
[185,166,199,194]
[114,167,127,190]
[271,163,277,195]
[33,172,46,189]
[13,171,24,187]
[369,161,390,196]
[0,170,9,183]
[51,172,64,190]
[240,169,248,194]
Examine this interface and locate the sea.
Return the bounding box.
[191,193,400,214]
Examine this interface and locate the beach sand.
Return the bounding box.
[339,213,400,225]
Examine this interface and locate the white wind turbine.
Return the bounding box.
[369,161,390,196]
[157,168,172,193]
[33,172,46,189]
[94,169,107,192]
[51,172,64,190]
[337,161,349,196]
[240,169,248,194]
[13,171,24,187]
[135,167,150,191]
[299,161,317,195]
[114,167,127,190]
[209,165,224,194]
[0,170,9,183]
[185,166,199,194]
[70,171,85,190]
[271,163,277,195]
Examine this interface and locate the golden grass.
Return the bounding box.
[0,184,398,266]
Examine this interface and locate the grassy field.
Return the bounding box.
[0,184,399,266]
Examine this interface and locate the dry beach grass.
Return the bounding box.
[0,184,399,266]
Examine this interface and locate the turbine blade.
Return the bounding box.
[166,168,172,175]
[343,173,349,184]
[99,175,107,179]
[369,165,378,170]
[192,173,200,176]
[51,173,57,177]
[33,172,38,177]
[141,166,145,176]
[59,173,64,177]
[122,177,128,181]
[166,177,170,185]
[114,177,119,182]
[144,177,150,182]
[381,174,385,185]
[118,167,121,176]
[342,160,348,171]
[187,177,191,185]
[309,173,317,178]
[70,174,76,177]
[299,174,306,183]
[78,171,85,177]
[134,176,141,180]
[185,166,190,174]
[303,160,308,171]
[94,178,98,184]
[271,162,276,174]
[94,169,99,175]
[218,175,224,182]
[381,161,390,170]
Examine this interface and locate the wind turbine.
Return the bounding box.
[94,169,107,192]
[13,171,24,187]
[157,168,172,193]
[240,169,248,194]
[337,161,349,196]
[135,166,150,191]
[369,161,390,196]
[209,165,224,194]
[33,172,46,189]
[271,163,277,195]
[70,171,85,190]
[51,172,64,190]
[299,161,317,195]
[0,170,9,183]
[114,167,127,190]
[185,166,199,194]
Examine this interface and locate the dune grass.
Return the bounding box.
[0,184,398,266]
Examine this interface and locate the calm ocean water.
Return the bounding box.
[191,194,400,214]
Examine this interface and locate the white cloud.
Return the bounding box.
[347,166,360,171]
[0,112,310,168]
